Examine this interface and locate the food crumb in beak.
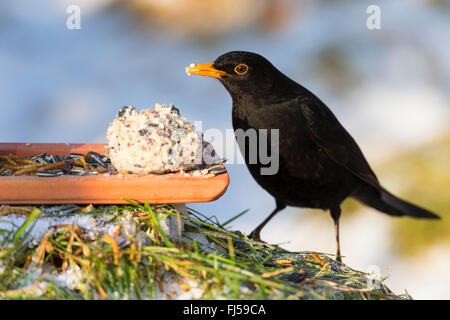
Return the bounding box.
[185,63,196,75]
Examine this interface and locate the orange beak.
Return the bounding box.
[185,62,229,78]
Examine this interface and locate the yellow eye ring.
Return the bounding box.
[234,64,248,75]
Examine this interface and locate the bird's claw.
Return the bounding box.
[248,230,262,242]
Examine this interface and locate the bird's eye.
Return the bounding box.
[234,64,248,75]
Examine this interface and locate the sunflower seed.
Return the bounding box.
[88,151,107,167]
[69,153,85,159]
[1,170,11,176]
[208,165,227,175]
[70,169,86,175]
[36,170,64,177]
[35,156,48,164]
[47,155,59,163]
[30,152,46,161]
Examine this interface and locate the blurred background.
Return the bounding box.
[0,0,448,299]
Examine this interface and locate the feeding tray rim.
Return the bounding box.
[0,143,229,204]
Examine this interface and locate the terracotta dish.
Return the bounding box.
[0,143,229,204]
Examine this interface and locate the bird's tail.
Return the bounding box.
[353,185,440,219]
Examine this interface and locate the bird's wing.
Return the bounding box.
[297,96,381,190]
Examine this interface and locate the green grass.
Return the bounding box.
[0,203,408,300]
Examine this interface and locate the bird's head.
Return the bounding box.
[186,51,290,101]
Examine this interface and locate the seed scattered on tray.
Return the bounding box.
[0,152,113,177]
[0,152,225,177]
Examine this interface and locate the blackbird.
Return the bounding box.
[186,51,440,262]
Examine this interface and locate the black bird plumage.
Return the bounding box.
[187,51,440,262]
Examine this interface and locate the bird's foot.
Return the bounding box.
[248,230,262,242]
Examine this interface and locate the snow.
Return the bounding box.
[0,204,189,298]
[0,204,184,247]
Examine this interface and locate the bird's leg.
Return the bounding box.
[249,200,286,241]
[330,207,342,263]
